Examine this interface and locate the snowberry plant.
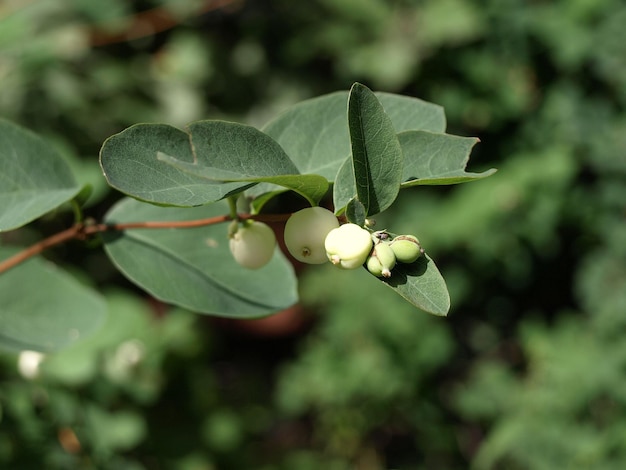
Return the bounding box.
[0,83,495,352]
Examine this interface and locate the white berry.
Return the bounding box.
[324,223,373,269]
[229,220,276,269]
[284,207,340,264]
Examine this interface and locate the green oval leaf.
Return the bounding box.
[159,120,330,205]
[0,119,82,231]
[0,247,106,352]
[99,123,253,207]
[378,254,450,316]
[399,131,496,186]
[346,83,404,216]
[186,120,300,178]
[102,198,298,318]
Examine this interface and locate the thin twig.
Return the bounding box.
[0,225,82,274]
[0,212,291,275]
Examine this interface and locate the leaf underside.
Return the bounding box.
[102,198,298,318]
[378,254,450,316]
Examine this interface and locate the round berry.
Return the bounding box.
[229,220,276,269]
[366,242,397,278]
[324,223,373,269]
[390,235,423,264]
[284,207,339,264]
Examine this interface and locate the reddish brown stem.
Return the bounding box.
[0,212,290,275]
[0,225,83,274]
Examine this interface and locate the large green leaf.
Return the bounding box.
[157,120,329,205]
[0,247,106,352]
[100,120,328,207]
[99,123,253,207]
[102,198,298,318]
[379,254,450,316]
[0,119,82,231]
[399,131,496,186]
[345,83,404,216]
[186,120,300,178]
[262,89,446,182]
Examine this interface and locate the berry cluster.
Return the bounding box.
[366,232,424,278]
[228,207,424,277]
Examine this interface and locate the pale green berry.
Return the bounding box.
[284,207,339,264]
[229,220,276,269]
[366,242,397,278]
[324,223,373,269]
[390,235,423,264]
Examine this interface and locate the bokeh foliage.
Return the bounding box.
[1,0,625,468]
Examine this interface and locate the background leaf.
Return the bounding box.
[0,247,106,352]
[0,119,81,231]
[346,83,404,216]
[399,131,496,186]
[102,198,298,318]
[99,123,253,207]
[379,254,450,316]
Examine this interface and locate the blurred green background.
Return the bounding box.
[1,0,626,468]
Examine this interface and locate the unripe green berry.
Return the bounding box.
[390,235,423,264]
[324,223,373,269]
[229,220,276,269]
[284,207,340,264]
[366,242,397,278]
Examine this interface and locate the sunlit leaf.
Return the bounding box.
[345,83,404,216]
[399,131,495,186]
